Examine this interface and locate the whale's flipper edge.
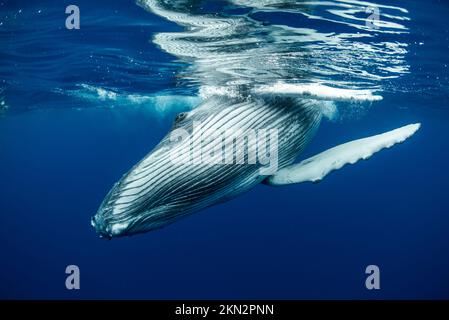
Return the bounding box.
[265,123,421,186]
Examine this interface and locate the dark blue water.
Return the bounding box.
[0,0,448,299]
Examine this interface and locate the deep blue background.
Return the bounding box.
[0,0,448,299]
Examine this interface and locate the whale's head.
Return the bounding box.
[91,109,203,238]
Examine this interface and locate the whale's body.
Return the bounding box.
[92,96,322,237]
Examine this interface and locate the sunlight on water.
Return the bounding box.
[139,0,410,111]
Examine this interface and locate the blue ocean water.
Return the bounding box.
[0,0,448,299]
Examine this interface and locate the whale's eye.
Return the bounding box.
[174,112,187,123]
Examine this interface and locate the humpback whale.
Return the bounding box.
[91,0,419,238]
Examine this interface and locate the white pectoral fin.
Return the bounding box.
[266,123,421,186]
